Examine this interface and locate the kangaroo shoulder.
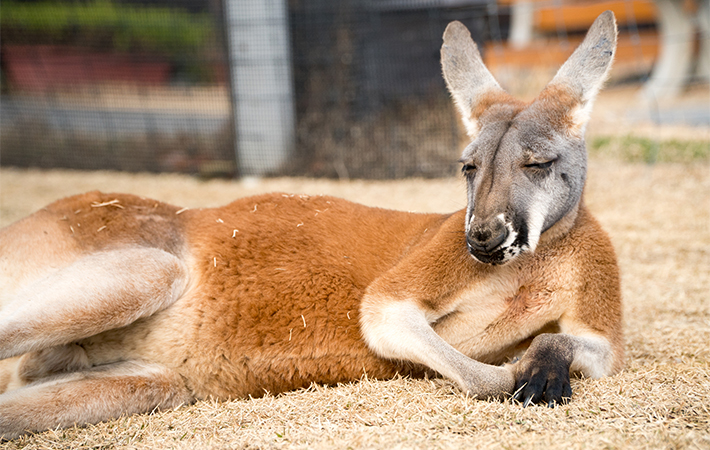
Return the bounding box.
[567,205,618,267]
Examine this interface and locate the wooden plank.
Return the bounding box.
[483,31,658,70]
[535,0,657,31]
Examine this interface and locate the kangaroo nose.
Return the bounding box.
[467,221,508,254]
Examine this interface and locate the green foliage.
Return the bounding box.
[589,135,710,163]
[0,0,214,55]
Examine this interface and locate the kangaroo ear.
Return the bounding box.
[547,11,618,132]
[441,21,509,138]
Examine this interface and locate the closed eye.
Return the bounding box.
[461,163,477,175]
[525,160,555,170]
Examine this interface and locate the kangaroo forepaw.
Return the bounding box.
[512,365,572,407]
[512,334,574,407]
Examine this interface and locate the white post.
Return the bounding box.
[224,0,295,176]
[509,1,535,49]
[695,0,710,83]
[643,0,694,99]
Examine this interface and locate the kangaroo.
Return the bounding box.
[0,12,622,440]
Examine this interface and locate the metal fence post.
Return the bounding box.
[223,0,296,176]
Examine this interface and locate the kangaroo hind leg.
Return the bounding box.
[0,361,193,441]
[0,248,188,360]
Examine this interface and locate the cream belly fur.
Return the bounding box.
[1,11,623,440]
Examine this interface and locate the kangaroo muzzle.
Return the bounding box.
[466,216,510,264]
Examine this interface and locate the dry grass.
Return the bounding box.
[1,159,709,449]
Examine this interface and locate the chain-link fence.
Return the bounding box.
[1,0,234,175]
[1,0,707,178]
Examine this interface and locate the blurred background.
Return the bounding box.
[1,0,708,179]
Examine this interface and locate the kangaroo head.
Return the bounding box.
[441,11,617,265]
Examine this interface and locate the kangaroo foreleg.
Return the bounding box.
[360,300,515,398]
[0,248,187,360]
[0,360,192,441]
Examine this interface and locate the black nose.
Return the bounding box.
[467,222,508,254]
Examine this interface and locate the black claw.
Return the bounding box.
[512,382,527,402]
[523,394,535,408]
[543,377,563,405]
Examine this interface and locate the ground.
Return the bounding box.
[0,156,708,449]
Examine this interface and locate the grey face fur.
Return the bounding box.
[441,11,617,265]
[459,100,588,265]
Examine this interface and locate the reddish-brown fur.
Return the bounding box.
[5,190,622,401]
[2,188,624,397]
[25,192,439,399]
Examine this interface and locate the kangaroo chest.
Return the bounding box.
[431,259,563,364]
